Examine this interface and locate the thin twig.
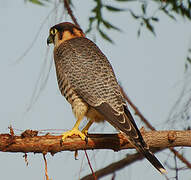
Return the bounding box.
[11,7,57,65]
[84,150,97,180]
[169,147,191,169]
[23,153,29,166]
[111,173,116,180]
[81,148,164,180]
[174,153,178,180]
[43,154,50,180]
[63,0,80,28]
[78,153,86,180]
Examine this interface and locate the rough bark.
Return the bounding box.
[0,129,191,154]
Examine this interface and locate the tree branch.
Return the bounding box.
[0,130,191,154]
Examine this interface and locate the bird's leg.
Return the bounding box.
[82,120,93,135]
[62,117,86,141]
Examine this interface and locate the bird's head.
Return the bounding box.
[47,22,85,47]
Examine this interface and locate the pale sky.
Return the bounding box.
[0,0,191,179]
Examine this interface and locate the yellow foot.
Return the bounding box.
[62,128,86,141]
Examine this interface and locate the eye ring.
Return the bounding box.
[50,28,57,35]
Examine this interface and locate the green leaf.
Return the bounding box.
[187,57,191,64]
[141,4,146,14]
[98,29,113,43]
[144,19,156,36]
[185,63,188,71]
[105,5,125,12]
[151,17,159,22]
[189,0,191,9]
[161,7,176,21]
[102,20,121,31]
[137,28,141,38]
[92,6,98,13]
[129,10,139,19]
[86,17,96,34]
[28,0,44,6]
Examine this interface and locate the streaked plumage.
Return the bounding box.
[47,22,166,174]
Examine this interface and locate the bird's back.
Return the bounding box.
[54,37,125,113]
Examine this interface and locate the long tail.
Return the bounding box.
[95,103,167,174]
[133,141,167,174]
[124,106,167,174]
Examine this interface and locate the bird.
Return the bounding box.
[47,22,166,174]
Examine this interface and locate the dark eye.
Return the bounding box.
[50,28,57,35]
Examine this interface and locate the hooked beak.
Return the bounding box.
[47,35,54,45]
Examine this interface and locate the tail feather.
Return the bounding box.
[95,103,167,174]
[123,106,167,174]
[135,143,167,174]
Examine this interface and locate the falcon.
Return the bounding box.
[47,22,166,174]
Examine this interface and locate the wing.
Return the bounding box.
[54,37,125,113]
